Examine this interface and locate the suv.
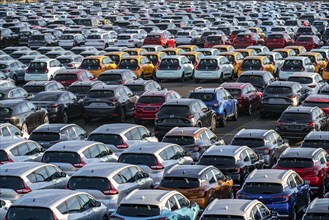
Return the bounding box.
[303,198,329,220]
[154,98,217,139]
[276,106,329,140]
[83,85,137,123]
[87,123,158,156]
[162,127,224,161]
[67,81,105,100]
[0,60,27,83]
[231,129,289,167]
[5,189,108,220]
[158,165,234,209]
[279,57,315,80]
[58,34,85,49]
[28,34,58,49]
[301,131,329,153]
[67,163,153,213]
[119,142,193,185]
[237,70,276,92]
[288,72,325,95]
[198,145,264,190]
[189,87,238,127]
[124,79,162,96]
[25,58,65,81]
[237,169,310,219]
[273,147,329,197]
[98,69,137,85]
[260,81,307,118]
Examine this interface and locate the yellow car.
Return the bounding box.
[162,48,185,55]
[284,46,307,55]
[123,48,147,56]
[234,49,257,58]
[144,52,166,66]
[248,27,266,39]
[79,56,117,77]
[181,52,204,67]
[177,45,199,52]
[238,56,275,77]
[272,48,296,59]
[104,51,129,65]
[117,55,155,79]
[219,52,244,76]
[213,45,235,52]
[323,64,329,81]
[299,52,327,74]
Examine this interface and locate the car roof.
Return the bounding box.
[283,106,316,113]
[121,142,174,154]
[0,162,46,176]
[124,79,150,85]
[281,147,320,159]
[89,84,122,91]
[90,123,141,134]
[235,129,272,138]
[164,98,197,106]
[204,145,246,157]
[71,162,129,177]
[304,131,329,141]
[221,82,249,89]
[267,81,298,87]
[33,123,74,133]
[165,127,205,136]
[0,138,28,150]
[246,169,290,184]
[70,81,102,86]
[46,140,97,152]
[306,198,329,214]
[203,199,258,216]
[289,72,317,77]
[192,86,225,93]
[165,164,212,178]
[284,56,306,61]
[121,189,172,206]
[240,71,270,76]
[0,99,25,107]
[141,90,172,96]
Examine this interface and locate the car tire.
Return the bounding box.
[118,106,126,123]
[247,103,253,116]
[12,75,17,84]
[62,110,68,123]
[21,122,29,134]
[180,73,185,82]
[219,112,227,127]
[211,116,217,131]
[232,105,238,121]
[319,179,327,197]
[290,205,297,220]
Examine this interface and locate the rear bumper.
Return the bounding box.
[84,107,119,118]
[276,128,314,139]
[260,103,291,113]
[266,203,290,218]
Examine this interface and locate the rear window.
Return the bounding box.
[80,59,100,70]
[242,59,261,70]
[197,59,218,70]
[60,35,74,40]
[146,35,161,39]
[68,86,91,94]
[189,93,215,102]
[243,182,283,194]
[225,88,241,96]
[54,74,78,81]
[137,96,165,104]
[280,113,312,123]
[32,93,61,101]
[0,176,25,190]
[7,207,54,220]
[118,153,157,166]
[268,34,284,39]
[289,76,314,84]
[57,58,73,64]
[162,136,195,145]
[238,75,264,84]
[303,213,329,220]
[282,60,303,71]
[159,59,180,69]
[160,177,199,189]
[87,90,114,98]
[145,55,158,65]
[23,86,45,93]
[42,151,81,164]
[88,134,123,145]
[0,150,8,161]
[28,62,47,71]
[87,35,101,39]
[303,101,329,109]
[231,138,265,148]
[125,85,144,93]
[68,177,110,190]
[297,28,312,33]
[118,59,138,69]
[297,36,313,41]
[277,158,314,168]
[117,35,131,40]
[198,156,236,166]
[29,132,59,141]
[30,35,44,40]
[159,105,190,115]
[108,55,120,64]
[98,74,122,81]
[264,86,292,94]
[116,204,160,217]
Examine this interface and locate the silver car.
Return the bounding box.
[0,162,69,202]
[0,199,11,220]
[118,142,194,186]
[288,72,326,95]
[67,162,153,213]
[0,138,44,163]
[114,34,144,48]
[279,56,315,80]
[41,140,118,176]
[0,123,24,138]
[6,189,108,220]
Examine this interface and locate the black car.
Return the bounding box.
[276,106,329,140]
[0,99,48,134]
[98,69,137,85]
[322,28,329,43]
[312,20,328,35]
[197,145,264,189]
[31,91,83,123]
[236,71,276,92]
[303,198,329,219]
[124,79,162,96]
[67,81,105,100]
[23,81,65,96]
[154,98,217,139]
[231,129,289,167]
[0,28,19,48]
[18,30,42,46]
[301,131,329,152]
[29,123,87,149]
[0,86,33,100]
[28,34,58,49]
[83,85,138,123]
[260,81,307,118]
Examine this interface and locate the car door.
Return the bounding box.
[61,195,87,220]
[224,90,235,115]
[26,102,44,129]
[27,166,54,190]
[19,102,36,131]
[198,101,212,127]
[247,85,258,109]
[287,174,303,210]
[175,194,195,219]
[130,166,153,189]
[212,168,231,198]
[26,142,43,162]
[78,194,104,220]
[67,92,82,116]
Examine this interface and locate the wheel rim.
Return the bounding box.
[248,104,252,115]
[63,111,68,123]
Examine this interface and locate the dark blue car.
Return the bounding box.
[189,87,238,127]
[237,169,311,219]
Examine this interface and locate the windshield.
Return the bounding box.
[32,93,60,101]
[0,176,24,190]
[160,177,199,189]
[7,207,54,220]
[197,59,218,70]
[162,136,195,145]
[238,75,264,84]
[225,88,242,96]
[68,177,111,190]
[264,86,292,94]
[54,74,78,81]
[42,151,81,164]
[118,153,157,166]
[159,59,180,70]
[138,96,165,104]
[277,158,314,168]
[199,156,236,166]
[158,105,190,115]
[28,62,47,72]
[231,138,265,147]
[118,59,138,69]
[67,86,91,94]
[280,113,312,123]
[126,85,144,93]
[88,134,122,145]
[116,204,160,217]
[189,93,215,102]
[80,59,100,70]
[243,182,283,194]
[242,59,261,70]
[87,90,114,98]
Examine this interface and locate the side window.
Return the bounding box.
[206,171,216,184]
[113,173,124,184]
[129,166,140,181]
[8,125,20,136]
[66,127,77,138]
[191,103,200,113]
[62,94,70,101]
[159,150,168,160]
[1,127,11,136]
[20,103,30,113]
[127,128,142,140]
[137,127,149,139]
[175,194,189,208]
[17,143,29,156]
[45,165,59,180]
[199,131,209,142]
[27,172,37,183]
[251,205,262,220]
[257,204,271,218]
[240,150,250,162]
[212,168,225,181]
[87,145,101,158]
[167,196,179,211]
[27,142,39,153]
[267,133,276,145]
[287,175,297,188]
[66,196,83,213]
[121,168,133,183]
[246,148,258,163]
[293,173,303,186]
[205,130,217,141]
[10,146,19,156]
[73,126,85,137]
[78,194,93,211]
[35,167,49,182]
[164,146,176,160]
[199,101,208,111]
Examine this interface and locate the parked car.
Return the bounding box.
[237,70,276,92]
[25,58,65,81]
[57,54,83,69]
[266,32,294,50]
[118,55,155,79]
[0,60,26,83]
[23,80,65,96]
[301,131,329,153]
[294,35,324,51]
[143,31,176,48]
[79,55,117,77]
[287,72,326,95]
[238,56,275,77]
[302,198,329,220]
[67,80,105,100]
[0,123,23,138]
[114,33,143,48]
[53,69,95,87]
[233,33,264,49]
[58,33,85,49]
[28,33,58,49]
[98,69,137,85]
[0,86,33,101]
[85,33,116,49]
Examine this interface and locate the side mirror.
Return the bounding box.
[60,172,67,177]
[94,201,102,207]
[304,180,310,185]
[79,133,86,139]
[142,172,149,178]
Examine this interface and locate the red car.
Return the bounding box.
[273,147,329,197]
[266,32,294,50]
[229,29,252,42]
[133,90,181,123]
[220,82,262,115]
[233,33,264,49]
[204,34,231,48]
[294,35,324,51]
[53,69,96,87]
[143,31,176,48]
[302,94,329,115]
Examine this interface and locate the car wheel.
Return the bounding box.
[218,73,223,83]
[62,110,68,123]
[21,122,28,134]
[290,205,297,220]
[219,112,227,127]
[247,103,253,116]
[319,179,327,197]
[232,105,238,121]
[12,75,17,84]
[211,116,217,131]
[180,72,185,82]
[44,115,49,124]
[229,190,235,199]
[118,106,126,123]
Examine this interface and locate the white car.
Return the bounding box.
[194,56,234,83]
[85,33,116,49]
[156,55,194,82]
[58,34,85,49]
[25,58,65,81]
[125,29,148,38]
[279,56,315,80]
[114,33,144,48]
[258,51,284,75]
[287,72,326,95]
[57,55,83,69]
[175,30,198,45]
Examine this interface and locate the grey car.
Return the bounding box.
[0,60,26,83]
[67,162,153,213]
[6,189,108,220]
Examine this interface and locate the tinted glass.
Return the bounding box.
[277,158,314,168]
[118,59,138,69]
[243,182,283,194]
[225,88,241,96]
[282,60,303,71]
[32,93,61,101]
[68,86,91,94]
[126,85,144,93]
[297,36,312,41]
[58,58,73,64]
[42,151,81,164]
[268,34,284,39]
[0,176,25,190]
[189,93,215,102]
[117,35,131,40]
[87,90,114,98]
[159,59,179,70]
[88,134,123,145]
[197,59,218,70]
[162,136,195,145]
[280,113,312,123]
[24,86,45,93]
[231,138,265,147]
[264,86,292,94]
[242,59,261,70]
[7,207,54,220]
[303,213,329,220]
[198,156,236,166]
[238,76,264,85]
[80,59,100,70]
[116,204,160,217]
[0,150,8,162]
[288,77,313,84]
[160,177,199,188]
[98,74,122,81]
[158,105,190,115]
[54,74,78,81]
[68,177,110,190]
[137,96,165,104]
[108,55,120,64]
[30,35,44,40]
[118,153,157,166]
[301,140,329,149]
[29,132,59,141]
[28,62,47,72]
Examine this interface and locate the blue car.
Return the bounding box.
[110,189,200,220]
[237,169,311,219]
[189,87,238,127]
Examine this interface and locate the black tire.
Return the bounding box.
[180,73,185,82]
[232,105,238,121]
[211,116,217,131]
[21,122,28,134]
[62,110,68,123]
[12,75,17,84]
[118,106,126,123]
[219,112,227,127]
[247,103,253,116]
[290,205,297,220]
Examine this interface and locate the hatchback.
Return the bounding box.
[25,58,65,81]
[114,33,144,48]
[233,33,265,49]
[299,52,327,74]
[54,69,95,87]
[85,33,115,50]
[67,162,153,213]
[237,70,276,92]
[0,162,68,202]
[294,35,324,51]
[5,189,108,220]
[266,32,294,50]
[118,55,155,79]
[0,60,26,83]
[0,86,33,101]
[28,33,58,49]
[79,56,117,77]
[98,69,137,85]
[124,79,162,96]
[23,80,65,96]
[67,80,105,100]
[301,131,329,153]
[143,31,176,48]
[302,198,329,220]
[58,33,85,49]
[287,72,326,95]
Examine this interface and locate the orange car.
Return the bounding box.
[157,165,234,209]
[79,56,117,77]
[123,48,147,56]
[299,52,327,74]
[104,51,129,65]
[238,56,275,77]
[234,49,257,58]
[143,51,166,66]
[248,27,266,39]
[272,48,296,59]
[219,52,244,76]
[284,46,307,55]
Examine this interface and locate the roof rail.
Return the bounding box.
[194,86,203,91]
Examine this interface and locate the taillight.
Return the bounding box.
[115,143,128,149]
[150,160,164,170]
[276,121,285,126]
[259,66,264,70]
[272,194,290,203]
[186,114,194,119]
[301,67,305,71]
[45,68,49,73]
[72,161,86,168]
[128,40,134,43]
[280,67,283,71]
[111,98,119,102]
[97,66,101,70]
[117,80,124,84]
[215,66,220,70]
[263,148,270,154]
[213,101,220,107]
[308,84,316,88]
[102,181,118,195]
[195,66,199,70]
[157,66,160,70]
[49,104,59,108]
[177,66,181,70]
[136,66,140,70]
[15,182,31,194]
[288,95,296,99]
[2,69,9,73]
[26,69,29,73]
[306,122,316,127]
